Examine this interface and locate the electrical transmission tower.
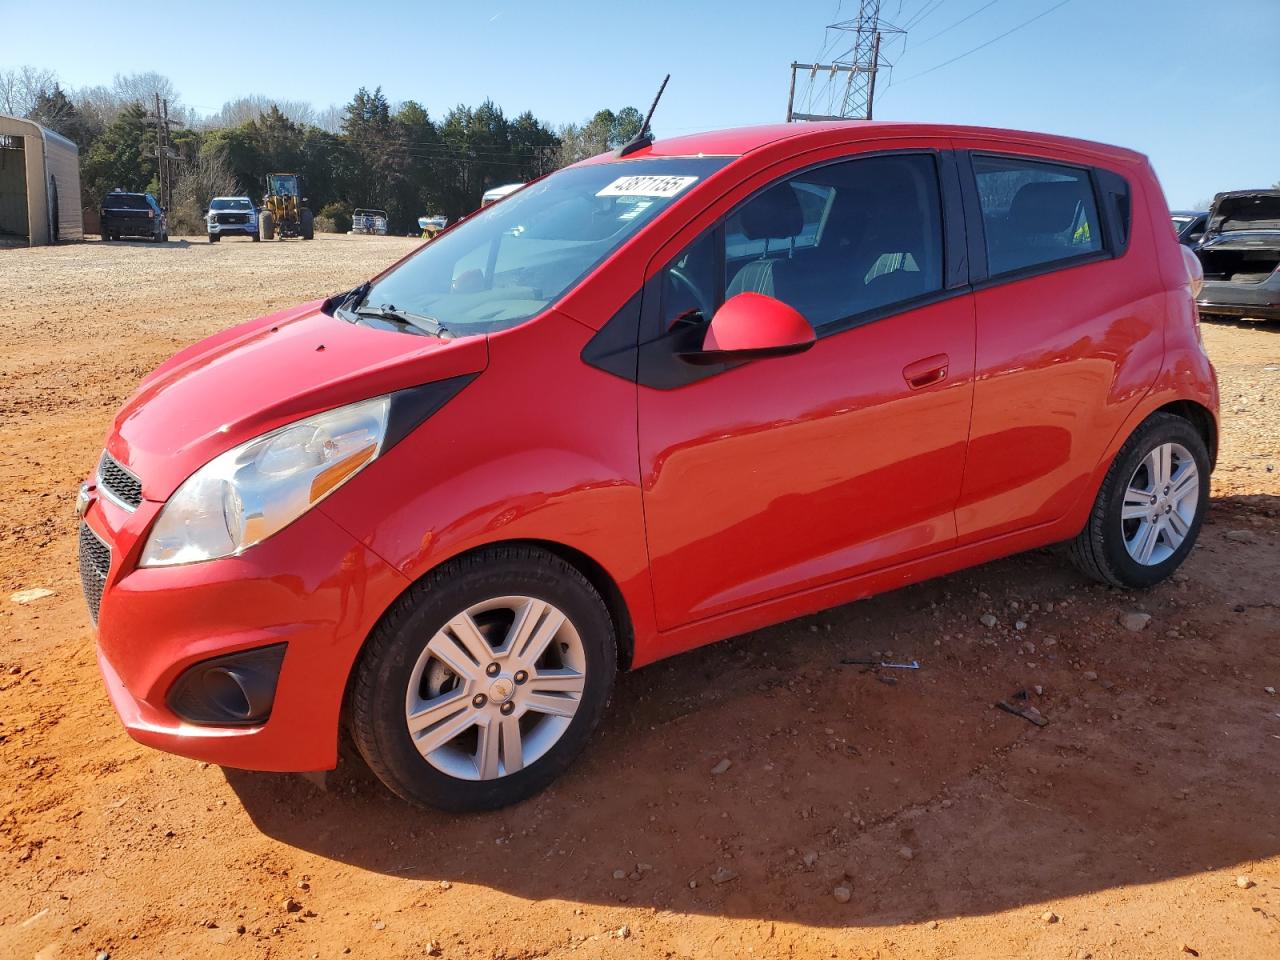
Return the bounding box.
[787,0,905,122]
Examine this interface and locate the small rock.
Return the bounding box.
[372,919,386,931]
[235,924,246,935]
[1119,611,1151,632]
[426,941,442,956]
[1224,530,1256,544]
[1041,910,1059,923]
[96,953,110,960]
[1265,687,1276,696]
[1236,875,1255,889]
[980,614,998,628]
[833,885,852,903]
[282,897,302,913]
[1083,671,1099,682]
[10,588,54,604]
[710,758,732,776]
[616,925,631,939]
[1181,944,1200,957]
[927,920,939,929]
[1015,620,1028,631]
[898,846,914,861]
[438,880,451,890]
[7,664,20,675]
[802,850,819,868]
[1033,685,1044,696]
[612,869,627,880]
[711,866,739,885]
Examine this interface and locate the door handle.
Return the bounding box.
[903,353,949,389]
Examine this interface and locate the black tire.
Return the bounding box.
[250,231,259,242]
[259,211,274,241]
[1069,412,1210,588]
[300,208,314,240]
[208,233,219,243]
[349,546,618,812]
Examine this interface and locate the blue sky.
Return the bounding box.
[6,0,1277,207]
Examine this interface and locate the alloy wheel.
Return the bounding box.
[404,596,586,781]
[1120,441,1199,566]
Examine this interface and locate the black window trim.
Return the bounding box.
[960,150,1117,289]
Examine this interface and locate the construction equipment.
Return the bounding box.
[259,173,314,241]
[418,214,448,240]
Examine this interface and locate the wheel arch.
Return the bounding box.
[1154,399,1218,469]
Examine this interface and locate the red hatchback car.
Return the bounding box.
[79,122,1218,811]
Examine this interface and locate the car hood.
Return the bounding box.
[106,300,488,500]
[1205,190,1280,237]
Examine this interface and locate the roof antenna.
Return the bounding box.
[616,74,670,158]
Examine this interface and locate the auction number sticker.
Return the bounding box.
[596,175,699,198]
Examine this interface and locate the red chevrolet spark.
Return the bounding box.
[79,121,1218,811]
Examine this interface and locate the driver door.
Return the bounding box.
[637,151,976,631]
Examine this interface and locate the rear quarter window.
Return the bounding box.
[972,155,1103,276]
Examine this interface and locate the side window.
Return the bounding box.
[659,154,945,334]
[973,155,1103,276]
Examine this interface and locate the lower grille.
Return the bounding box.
[78,522,111,624]
[216,213,248,225]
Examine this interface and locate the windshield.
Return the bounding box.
[211,198,252,211]
[352,157,730,334]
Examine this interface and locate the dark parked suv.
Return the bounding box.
[100,191,168,242]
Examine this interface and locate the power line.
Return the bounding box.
[902,0,946,31]
[912,0,1001,47]
[891,0,1075,84]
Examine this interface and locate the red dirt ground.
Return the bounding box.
[2,236,1277,959]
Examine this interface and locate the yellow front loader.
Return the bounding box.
[259,173,314,241]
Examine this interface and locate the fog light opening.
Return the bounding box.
[167,643,286,726]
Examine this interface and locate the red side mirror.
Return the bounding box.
[681,292,816,365]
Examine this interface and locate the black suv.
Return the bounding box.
[100,192,168,242]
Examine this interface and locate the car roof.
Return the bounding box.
[210,196,252,200]
[1171,210,1206,217]
[586,120,1147,166]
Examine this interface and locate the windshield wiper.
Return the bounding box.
[354,304,452,338]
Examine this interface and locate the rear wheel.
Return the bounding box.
[300,208,314,240]
[259,211,274,241]
[349,546,617,812]
[250,230,259,242]
[208,233,219,243]
[1070,412,1209,588]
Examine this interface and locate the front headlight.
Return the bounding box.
[140,396,390,567]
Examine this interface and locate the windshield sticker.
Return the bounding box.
[617,199,654,221]
[596,175,698,199]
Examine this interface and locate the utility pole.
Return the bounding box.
[786,0,904,122]
[149,94,180,209]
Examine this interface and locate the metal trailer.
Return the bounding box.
[351,208,389,235]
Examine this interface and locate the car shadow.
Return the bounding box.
[225,494,1280,926]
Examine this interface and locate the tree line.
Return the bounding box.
[2,66,643,235]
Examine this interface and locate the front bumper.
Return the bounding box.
[82,486,408,771]
[208,221,257,235]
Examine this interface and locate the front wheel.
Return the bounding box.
[259,211,274,241]
[349,546,617,812]
[300,208,314,240]
[1070,412,1210,588]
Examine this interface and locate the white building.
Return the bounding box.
[0,113,83,246]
